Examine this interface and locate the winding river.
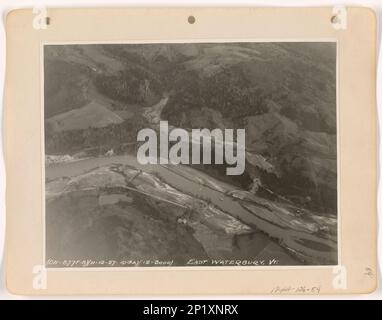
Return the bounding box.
[46,154,337,265]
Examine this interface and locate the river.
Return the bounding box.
[46,154,337,265]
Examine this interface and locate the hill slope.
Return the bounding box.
[46,101,124,132]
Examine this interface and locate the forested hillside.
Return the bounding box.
[45,42,337,215]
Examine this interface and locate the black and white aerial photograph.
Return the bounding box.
[44,42,337,268]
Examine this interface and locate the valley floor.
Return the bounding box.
[45,154,337,267]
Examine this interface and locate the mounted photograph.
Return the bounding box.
[5,6,378,295]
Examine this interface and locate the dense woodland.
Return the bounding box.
[44,43,337,214]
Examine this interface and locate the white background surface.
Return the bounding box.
[0,0,380,300]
